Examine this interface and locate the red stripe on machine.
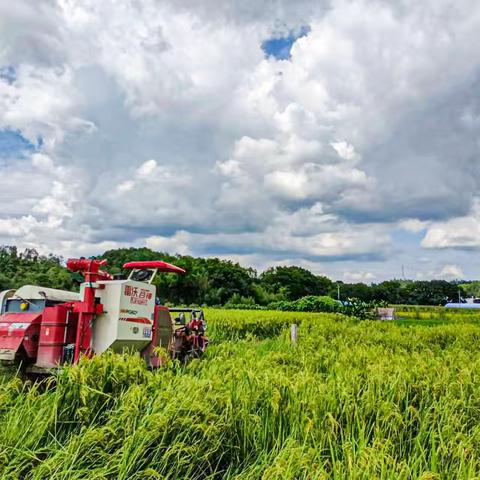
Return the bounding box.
[119,317,151,324]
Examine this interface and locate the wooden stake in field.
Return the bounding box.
[290,323,298,344]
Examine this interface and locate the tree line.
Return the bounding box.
[0,246,74,292]
[0,245,467,306]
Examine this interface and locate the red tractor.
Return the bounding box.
[0,258,208,373]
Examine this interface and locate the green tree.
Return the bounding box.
[101,248,257,306]
[0,246,75,291]
[372,280,406,304]
[332,282,374,302]
[260,266,332,301]
[404,280,458,306]
[459,281,480,299]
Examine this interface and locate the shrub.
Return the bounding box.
[293,295,341,313]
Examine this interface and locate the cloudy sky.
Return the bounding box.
[1,0,479,282]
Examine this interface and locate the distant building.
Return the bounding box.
[445,303,480,309]
[376,307,395,320]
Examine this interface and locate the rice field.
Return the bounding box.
[394,306,480,327]
[2,309,480,479]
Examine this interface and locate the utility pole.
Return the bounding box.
[402,264,405,279]
[337,282,340,301]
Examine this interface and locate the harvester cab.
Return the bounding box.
[0,258,208,374]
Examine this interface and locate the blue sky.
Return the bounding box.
[0,0,479,282]
[0,129,34,158]
[0,65,16,84]
[262,26,310,60]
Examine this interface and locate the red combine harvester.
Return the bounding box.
[0,258,208,373]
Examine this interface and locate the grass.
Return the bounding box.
[1,309,480,478]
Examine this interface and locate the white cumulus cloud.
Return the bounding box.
[1,0,480,281]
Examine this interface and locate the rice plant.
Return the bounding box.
[1,310,480,478]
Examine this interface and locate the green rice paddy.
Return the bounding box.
[1,308,480,479]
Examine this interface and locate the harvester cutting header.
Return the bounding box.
[0,258,208,373]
